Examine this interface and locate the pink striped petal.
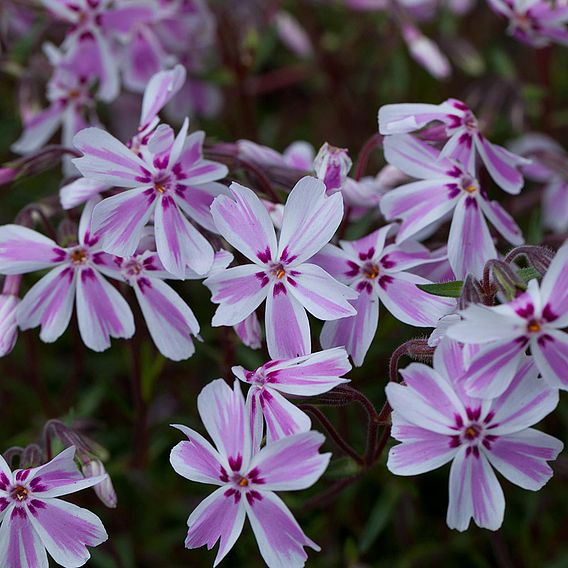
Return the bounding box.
[278,176,343,264]
[174,182,228,233]
[380,179,459,243]
[170,424,225,485]
[73,128,152,188]
[121,27,165,93]
[26,498,107,566]
[154,195,214,277]
[0,225,65,274]
[185,486,246,567]
[388,414,458,475]
[197,380,251,469]
[253,388,311,443]
[531,329,568,390]
[60,179,109,211]
[246,491,320,567]
[206,264,270,327]
[462,339,527,399]
[134,277,198,361]
[339,225,392,264]
[478,198,524,245]
[448,196,496,279]
[386,364,464,435]
[265,284,310,359]
[543,179,568,233]
[378,103,454,134]
[0,505,48,568]
[474,134,527,195]
[11,104,64,154]
[91,187,156,257]
[447,448,504,531]
[287,263,357,320]
[211,183,278,265]
[540,241,568,327]
[310,243,352,283]
[76,267,134,352]
[376,271,455,327]
[250,431,329,490]
[233,312,262,349]
[485,429,563,490]
[17,265,76,343]
[320,289,379,367]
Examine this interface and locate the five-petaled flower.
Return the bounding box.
[170,379,330,568]
[386,338,562,531]
[0,446,108,567]
[378,98,529,194]
[204,176,358,359]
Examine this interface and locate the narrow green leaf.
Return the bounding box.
[417,281,464,298]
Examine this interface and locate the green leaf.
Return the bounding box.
[359,486,401,553]
[417,281,464,298]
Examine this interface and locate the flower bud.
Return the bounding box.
[402,25,451,80]
[0,275,21,357]
[314,143,352,192]
[82,460,117,509]
[234,313,262,349]
[0,167,17,186]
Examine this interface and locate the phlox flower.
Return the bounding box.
[0,200,134,352]
[0,446,108,567]
[510,133,568,233]
[447,241,568,396]
[313,143,352,193]
[237,139,315,171]
[204,176,357,359]
[378,98,529,193]
[487,0,568,46]
[233,347,351,442]
[380,134,524,278]
[312,225,455,366]
[170,379,330,567]
[72,114,228,278]
[386,339,562,531]
[60,64,187,210]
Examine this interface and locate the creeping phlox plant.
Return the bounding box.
[0,0,567,566]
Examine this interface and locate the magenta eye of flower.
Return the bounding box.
[270,263,286,279]
[10,485,29,502]
[238,477,249,487]
[460,175,478,194]
[123,260,143,277]
[463,111,478,131]
[464,425,481,440]
[527,319,542,333]
[155,183,167,194]
[362,262,379,280]
[70,248,88,264]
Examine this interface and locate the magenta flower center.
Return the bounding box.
[527,319,542,333]
[70,247,89,265]
[123,259,143,278]
[362,261,379,280]
[460,175,478,194]
[10,485,29,502]
[270,263,287,280]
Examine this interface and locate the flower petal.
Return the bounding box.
[134,277,198,361]
[265,284,310,359]
[197,380,251,469]
[478,198,524,246]
[320,288,379,367]
[210,182,278,265]
[60,179,109,211]
[0,225,64,274]
[378,102,454,134]
[91,187,157,257]
[17,265,76,343]
[185,486,246,568]
[539,241,568,327]
[73,128,152,188]
[287,263,357,320]
[376,271,454,327]
[484,429,563,491]
[170,424,225,486]
[174,182,229,233]
[530,330,568,390]
[278,176,343,264]
[76,267,134,352]
[247,491,320,568]
[11,104,64,154]
[154,194,214,277]
[205,264,270,327]
[447,447,504,531]
[26,498,106,567]
[386,363,464,435]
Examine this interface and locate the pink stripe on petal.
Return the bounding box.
[540,241,568,327]
[76,267,134,352]
[265,284,310,359]
[174,182,228,233]
[531,330,568,390]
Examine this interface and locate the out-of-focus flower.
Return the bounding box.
[0,275,21,357]
[234,312,262,349]
[233,348,351,442]
[312,225,455,366]
[204,176,357,359]
[313,143,353,193]
[447,241,568,396]
[0,446,108,566]
[487,0,568,47]
[73,117,228,277]
[378,98,530,193]
[401,24,451,80]
[237,140,314,171]
[510,133,568,233]
[0,167,17,186]
[381,134,524,278]
[387,339,562,531]
[82,459,117,509]
[273,11,314,58]
[0,200,134,351]
[170,379,330,567]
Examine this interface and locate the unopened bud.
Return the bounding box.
[82,460,117,509]
[314,143,352,192]
[0,166,17,186]
[0,276,21,357]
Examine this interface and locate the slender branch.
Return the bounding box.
[354,133,383,181]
